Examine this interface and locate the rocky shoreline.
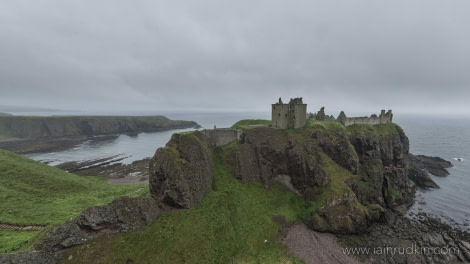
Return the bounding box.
[337,211,470,263]
[55,156,150,184]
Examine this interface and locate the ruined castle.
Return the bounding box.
[342,110,393,126]
[272,97,307,129]
[271,97,392,128]
[200,128,242,146]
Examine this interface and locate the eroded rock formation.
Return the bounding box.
[148,122,453,235]
[149,131,213,209]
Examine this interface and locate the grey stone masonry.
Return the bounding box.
[200,128,241,146]
[342,110,393,126]
[272,97,307,129]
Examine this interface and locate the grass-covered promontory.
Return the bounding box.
[59,120,409,263]
[58,143,307,263]
[0,148,148,253]
[2,119,411,262]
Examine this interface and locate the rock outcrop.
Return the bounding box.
[33,196,159,253]
[221,124,414,233]
[148,122,453,235]
[406,154,453,189]
[408,153,453,177]
[149,131,213,209]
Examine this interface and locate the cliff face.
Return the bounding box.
[149,122,427,234]
[149,131,213,209]
[224,124,415,234]
[0,115,198,139]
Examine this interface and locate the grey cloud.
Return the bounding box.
[1,0,469,115]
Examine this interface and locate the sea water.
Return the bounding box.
[24,112,270,165]
[23,112,470,231]
[397,115,470,231]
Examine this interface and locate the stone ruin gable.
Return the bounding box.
[200,128,242,146]
[343,110,393,126]
[272,97,307,129]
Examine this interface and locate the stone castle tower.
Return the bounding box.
[272,97,307,129]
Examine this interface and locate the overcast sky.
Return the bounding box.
[1,0,469,116]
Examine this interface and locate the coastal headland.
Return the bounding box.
[1,115,468,263]
[0,115,199,153]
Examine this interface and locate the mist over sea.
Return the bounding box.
[22,112,470,231]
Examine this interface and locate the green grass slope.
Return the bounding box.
[0,148,148,253]
[231,119,271,129]
[59,144,307,264]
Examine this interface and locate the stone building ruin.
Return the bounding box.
[200,128,242,146]
[342,110,393,126]
[272,97,307,129]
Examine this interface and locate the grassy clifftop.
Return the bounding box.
[0,148,147,253]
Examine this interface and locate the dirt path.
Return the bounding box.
[0,222,45,230]
[278,223,364,264]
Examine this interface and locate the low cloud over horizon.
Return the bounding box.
[1,1,470,116]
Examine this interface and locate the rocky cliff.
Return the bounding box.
[149,131,213,209]
[224,124,415,234]
[149,122,450,234]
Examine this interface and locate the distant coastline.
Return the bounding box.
[0,115,199,153]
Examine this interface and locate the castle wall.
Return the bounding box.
[272,104,289,129]
[291,104,307,128]
[272,97,307,129]
[344,116,381,126]
[201,128,241,146]
[343,110,393,126]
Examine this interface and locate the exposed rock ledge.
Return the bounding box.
[33,196,159,254]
